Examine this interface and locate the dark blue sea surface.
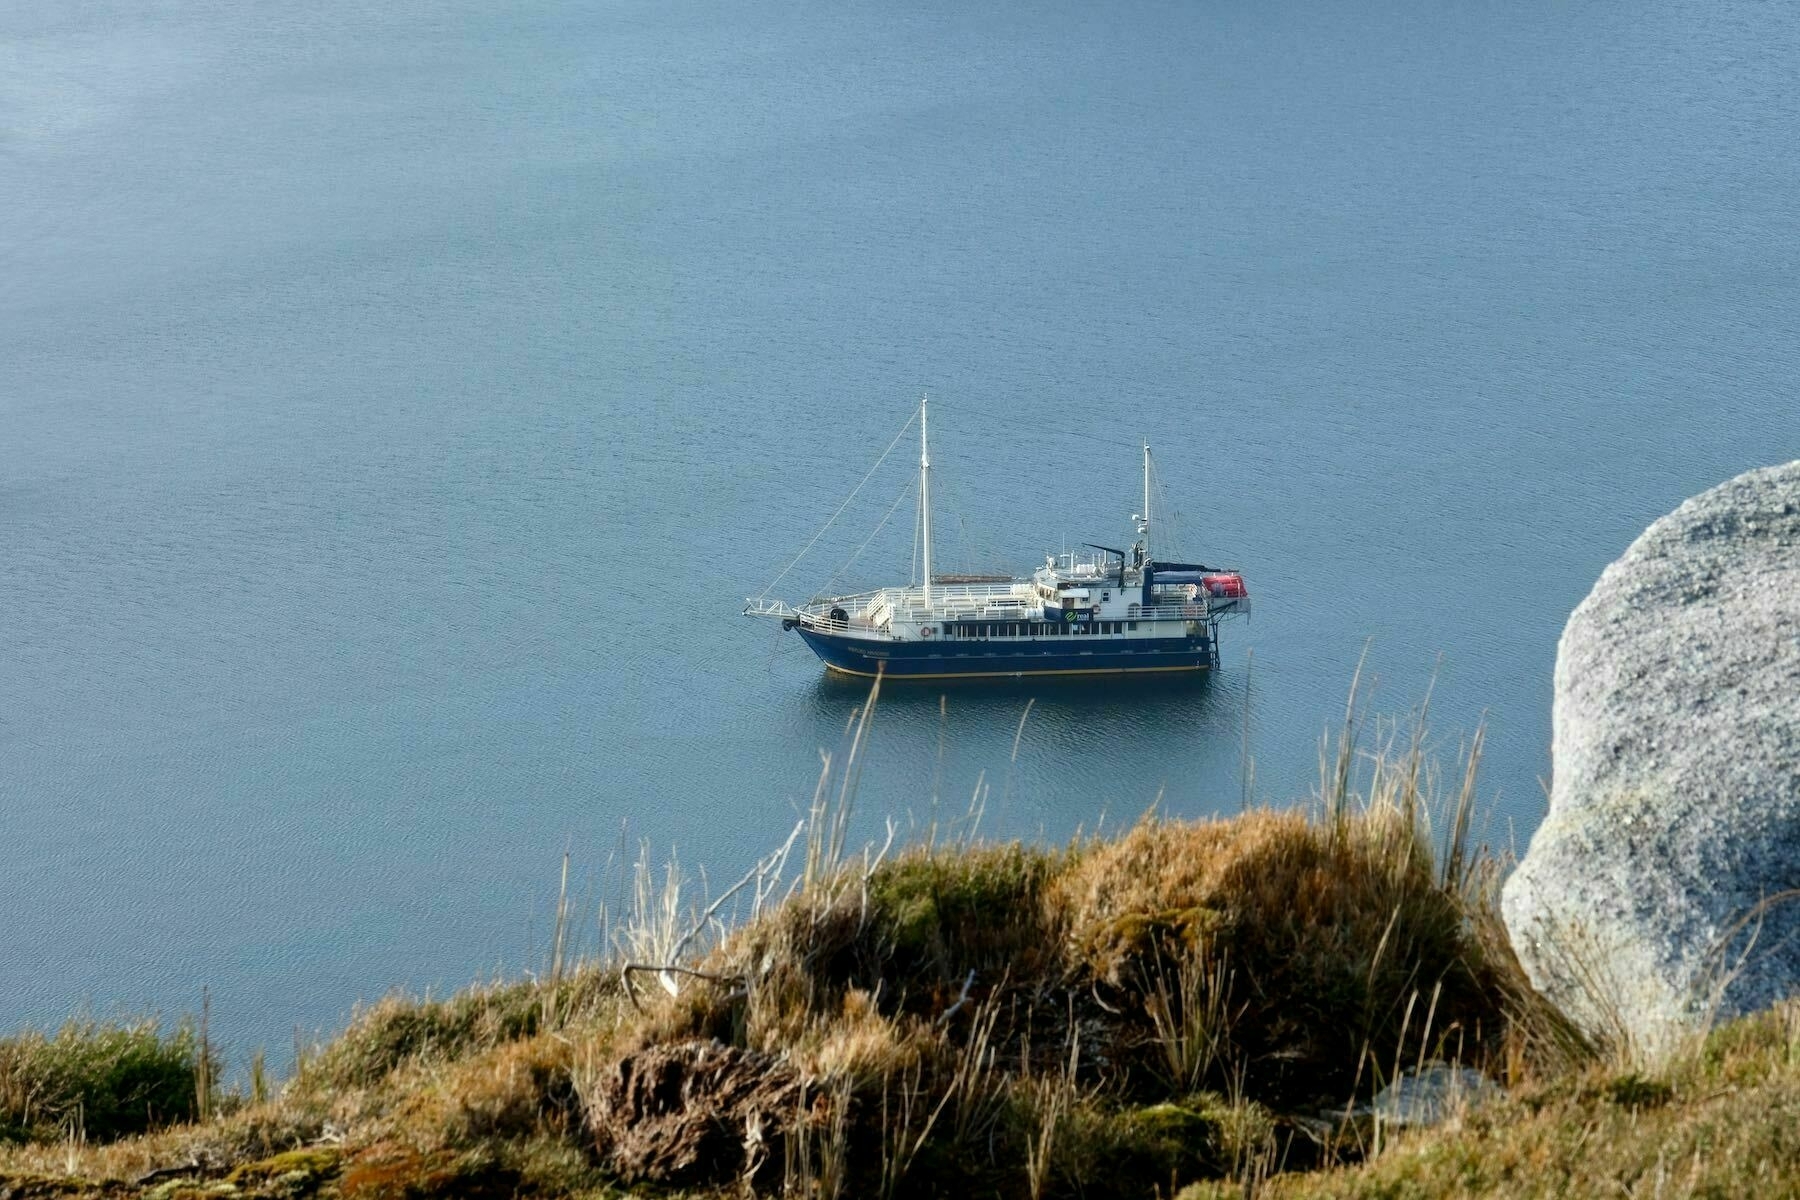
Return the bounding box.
[3,0,1796,1059]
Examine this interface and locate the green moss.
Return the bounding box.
[863,843,1063,1004]
[1121,1100,1224,1172]
[339,1145,521,1200]
[226,1146,343,1187]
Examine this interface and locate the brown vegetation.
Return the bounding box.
[6,684,1783,1197]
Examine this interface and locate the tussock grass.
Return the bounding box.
[9,678,1782,1198]
[0,1018,207,1145]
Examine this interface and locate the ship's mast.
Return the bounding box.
[1138,441,1152,561]
[920,394,932,606]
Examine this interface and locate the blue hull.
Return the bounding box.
[795,629,1215,679]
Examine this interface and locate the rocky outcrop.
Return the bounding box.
[1503,462,1800,1060]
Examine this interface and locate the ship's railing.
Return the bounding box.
[1130,602,1206,620]
[889,582,1032,619]
[1131,599,1252,621]
[743,597,895,638]
[892,600,1036,621]
[744,591,885,618]
[750,584,1032,625]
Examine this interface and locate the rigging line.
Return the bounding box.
[1150,454,1185,556]
[756,408,919,600]
[821,479,915,597]
[1054,427,1146,453]
[1152,455,1199,560]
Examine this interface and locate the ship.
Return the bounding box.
[744,396,1250,680]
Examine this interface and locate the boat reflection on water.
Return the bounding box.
[794,664,1254,843]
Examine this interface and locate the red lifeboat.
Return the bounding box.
[1200,572,1247,599]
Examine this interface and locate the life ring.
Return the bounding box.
[1090,605,1101,617]
[920,626,935,638]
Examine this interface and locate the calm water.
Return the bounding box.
[4,0,1797,1060]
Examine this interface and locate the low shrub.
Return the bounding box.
[0,1018,204,1144]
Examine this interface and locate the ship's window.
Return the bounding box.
[1128,621,1138,631]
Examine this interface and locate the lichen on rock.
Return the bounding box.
[1503,461,1800,1060]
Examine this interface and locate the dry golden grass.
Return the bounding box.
[7,683,1776,1199]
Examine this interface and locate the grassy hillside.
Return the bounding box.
[4,690,1791,1198]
